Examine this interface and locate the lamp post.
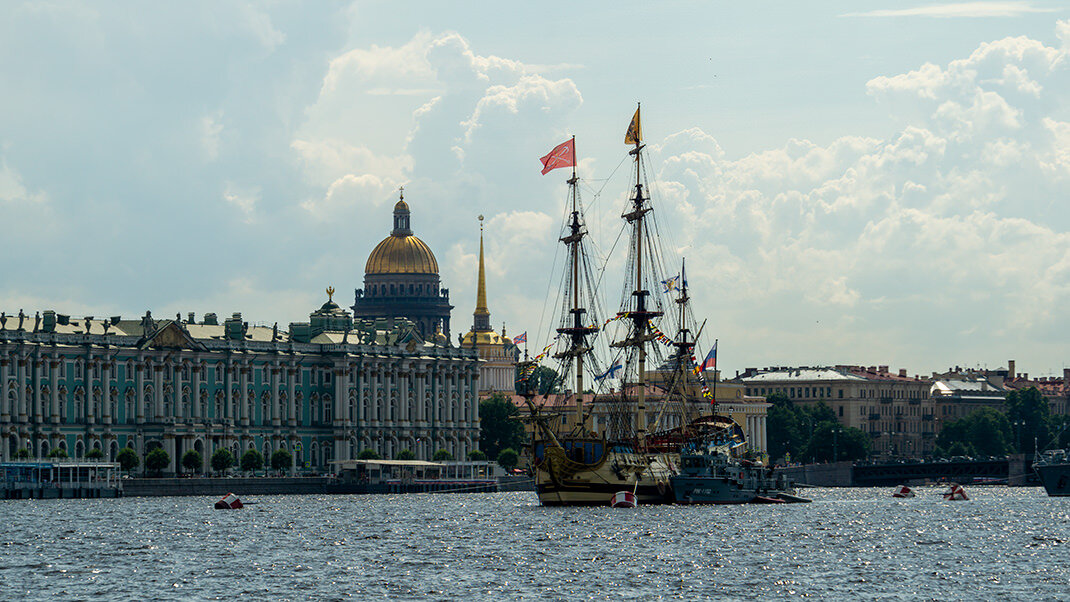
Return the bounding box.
[832,428,842,462]
[1012,420,1024,453]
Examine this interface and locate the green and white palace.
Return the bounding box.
[0,301,480,474]
[0,197,490,474]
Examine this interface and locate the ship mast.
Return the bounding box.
[614,104,663,449]
[554,136,597,433]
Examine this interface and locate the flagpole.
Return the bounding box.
[712,338,718,415]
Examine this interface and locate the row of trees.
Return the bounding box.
[935,387,1070,457]
[767,393,871,463]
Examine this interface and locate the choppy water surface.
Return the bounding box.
[1,487,1067,600]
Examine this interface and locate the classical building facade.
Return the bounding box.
[352,194,454,341]
[737,365,936,459]
[461,216,516,395]
[0,296,480,474]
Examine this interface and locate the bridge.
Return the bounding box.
[852,459,1008,486]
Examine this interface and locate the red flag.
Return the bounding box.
[539,138,575,175]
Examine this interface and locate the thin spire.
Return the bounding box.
[474,214,491,331]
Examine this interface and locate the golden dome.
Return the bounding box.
[365,234,439,275]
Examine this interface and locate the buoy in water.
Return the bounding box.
[610,491,637,508]
[892,485,915,498]
[214,492,244,509]
[942,483,968,501]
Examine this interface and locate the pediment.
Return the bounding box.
[141,321,206,351]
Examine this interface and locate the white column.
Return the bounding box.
[17,357,27,422]
[102,359,112,425]
[153,362,164,420]
[32,357,42,423]
[135,363,145,424]
[50,359,60,423]
[1,357,9,423]
[271,363,280,427]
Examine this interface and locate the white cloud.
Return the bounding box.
[843,2,1057,18]
[200,111,224,160]
[223,182,259,222]
[0,160,46,204]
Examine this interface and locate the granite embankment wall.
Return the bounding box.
[780,461,853,487]
[123,477,333,497]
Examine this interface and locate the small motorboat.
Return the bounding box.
[892,485,915,498]
[214,492,244,509]
[942,483,968,501]
[610,491,637,508]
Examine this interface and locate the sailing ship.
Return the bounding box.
[521,106,773,506]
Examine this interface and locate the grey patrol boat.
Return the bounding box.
[1033,448,1070,497]
[671,423,810,504]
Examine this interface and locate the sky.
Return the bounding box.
[1,1,1068,379]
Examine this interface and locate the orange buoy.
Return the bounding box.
[214,492,244,509]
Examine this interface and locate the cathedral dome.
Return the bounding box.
[365,235,439,275]
[364,194,439,275]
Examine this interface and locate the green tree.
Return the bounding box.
[48,447,68,459]
[182,450,203,474]
[937,407,1011,457]
[211,448,234,473]
[145,448,170,476]
[802,424,871,462]
[116,447,139,472]
[396,449,416,461]
[467,450,488,461]
[765,393,802,462]
[271,449,293,472]
[86,447,105,460]
[433,449,453,461]
[357,449,381,460]
[497,448,519,471]
[1006,387,1051,454]
[240,449,264,473]
[15,448,30,459]
[516,365,561,395]
[968,408,1012,456]
[479,393,526,461]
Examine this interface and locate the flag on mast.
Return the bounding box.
[624,107,641,144]
[660,274,681,293]
[539,138,575,174]
[699,340,717,372]
[513,332,527,345]
[594,357,624,382]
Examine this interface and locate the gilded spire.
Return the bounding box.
[473,214,491,331]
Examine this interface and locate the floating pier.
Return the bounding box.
[1,460,122,499]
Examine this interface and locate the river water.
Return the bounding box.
[1,487,1067,600]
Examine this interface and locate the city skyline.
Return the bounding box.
[1,2,1068,377]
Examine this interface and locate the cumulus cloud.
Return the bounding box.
[294,30,582,237]
[649,20,1070,363]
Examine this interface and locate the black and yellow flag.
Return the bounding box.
[624,107,641,144]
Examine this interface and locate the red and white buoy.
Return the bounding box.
[610,490,637,508]
[892,485,915,498]
[214,492,244,509]
[942,483,968,501]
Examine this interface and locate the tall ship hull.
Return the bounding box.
[534,445,678,506]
